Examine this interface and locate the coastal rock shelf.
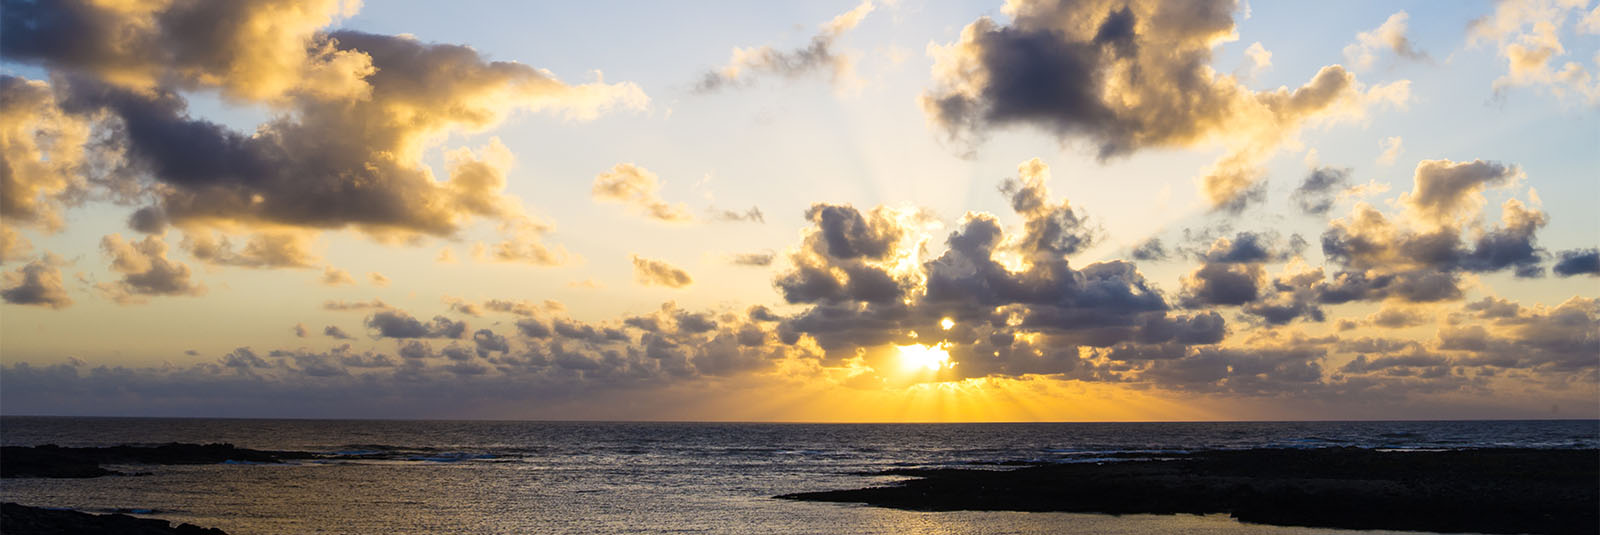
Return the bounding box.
[0,503,228,534]
[0,443,316,478]
[778,447,1600,535]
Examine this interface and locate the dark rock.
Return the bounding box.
[779,448,1600,535]
[0,503,228,534]
[1,443,318,478]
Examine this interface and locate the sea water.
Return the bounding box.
[2,418,1595,534]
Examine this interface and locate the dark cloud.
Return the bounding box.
[1,253,74,309]
[1553,248,1599,277]
[2,0,645,263]
[1180,263,1262,307]
[921,0,1404,209]
[473,329,510,357]
[1001,159,1098,256]
[365,309,467,339]
[96,234,204,304]
[1292,166,1351,216]
[1319,183,1550,302]
[323,325,354,340]
[1407,160,1519,224]
[1130,238,1168,261]
[773,164,1229,381]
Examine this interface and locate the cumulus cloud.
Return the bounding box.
[97,234,204,303]
[1244,42,1272,75]
[1470,0,1600,103]
[0,156,1593,415]
[1405,159,1522,226]
[368,272,390,287]
[695,0,875,92]
[592,164,693,223]
[771,158,1240,383]
[1319,160,1552,303]
[1,253,74,309]
[1343,11,1428,70]
[920,0,1409,211]
[0,76,102,235]
[0,0,647,266]
[632,255,694,288]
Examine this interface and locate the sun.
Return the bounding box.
[897,343,952,372]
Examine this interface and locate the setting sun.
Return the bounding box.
[897,343,951,372]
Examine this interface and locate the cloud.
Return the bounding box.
[1292,166,1352,216]
[1,253,74,309]
[632,255,693,288]
[1343,11,1428,70]
[184,230,318,269]
[97,234,204,303]
[774,158,1226,381]
[1552,248,1600,277]
[592,164,692,223]
[0,76,99,234]
[695,0,875,92]
[730,251,776,267]
[324,325,354,340]
[709,206,765,223]
[1405,159,1521,226]
[0,156,1592,415]
[920,0,1408,210]
[369,272,390,287]
[1130,237,1169,261]
[1320,170,1551,304]
[320,266,356,287]
[0,0,647,266]
[293,323,309,338]
[1377,136,1403,166]
[365,309,467,339]
[1470,0,1599,103]
[1244,42,1272,75]
[323,299,389,311]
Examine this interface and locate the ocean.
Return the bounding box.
[2,417,1596,534]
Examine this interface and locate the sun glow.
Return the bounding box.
[897,343,952,372]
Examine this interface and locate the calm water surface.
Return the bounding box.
[3,418,1595,534]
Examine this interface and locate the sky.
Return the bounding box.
[0,0,1596,422]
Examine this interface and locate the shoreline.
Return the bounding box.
[779,447,1600,535]
[1,503,228,535]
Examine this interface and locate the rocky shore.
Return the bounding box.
[779,447,1599,535]
[0,503,228,534]
[0,443,316,478]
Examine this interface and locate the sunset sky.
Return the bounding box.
[2,0,1596,421]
